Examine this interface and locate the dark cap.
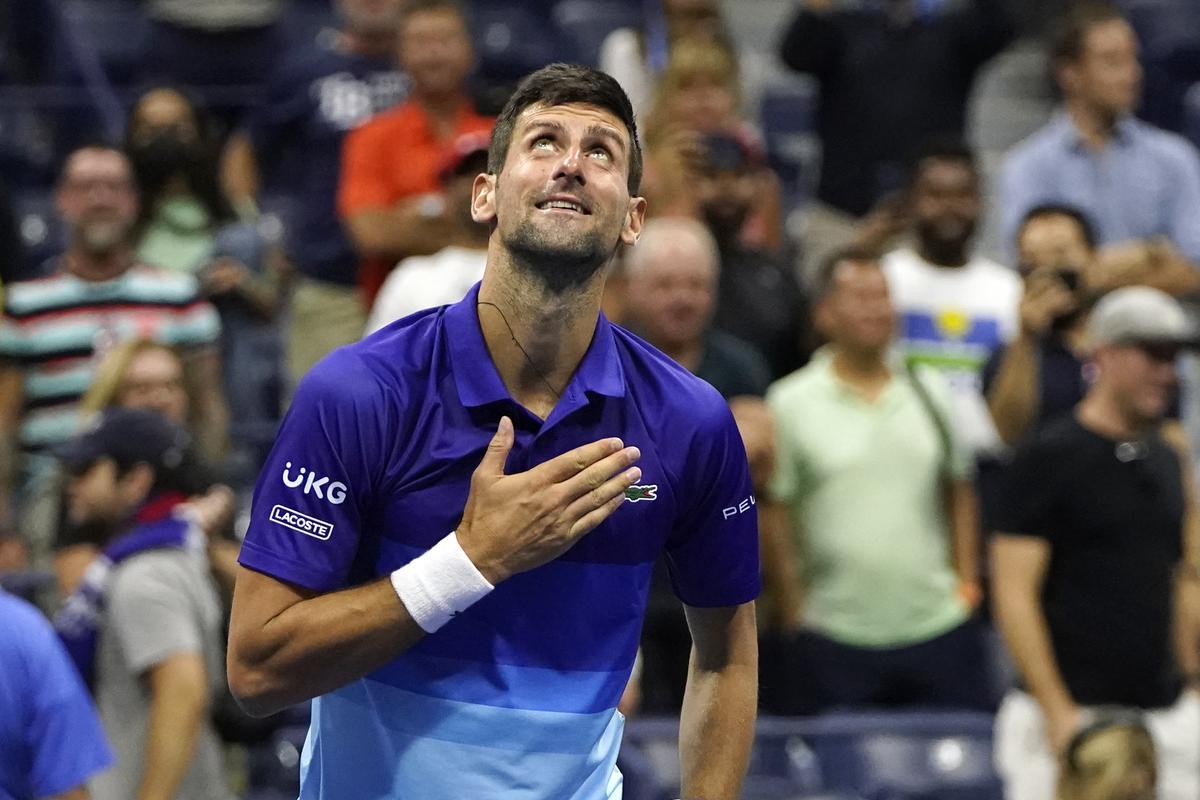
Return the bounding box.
[438,130,493,182]
[55,408,191,476]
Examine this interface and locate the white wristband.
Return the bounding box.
[390,531,494,633]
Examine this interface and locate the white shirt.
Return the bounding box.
[365,246,487,336]
[883,247,1022,454]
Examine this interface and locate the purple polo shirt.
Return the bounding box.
[238,282,759,799]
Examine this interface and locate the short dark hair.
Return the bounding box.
[815,245,883,299]
[1019,203,1098,251]
[487,63,643,194]
[1051,1,1127,66]
[57,142,127,186]
[908,137,977,187]
[400,0,467,32]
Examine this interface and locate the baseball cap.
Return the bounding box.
[438,130,493,182]
[55,408,191,478]
[1086,286,1199,350]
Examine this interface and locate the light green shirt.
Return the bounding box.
[766,348,970,648]
[136,197,215,275]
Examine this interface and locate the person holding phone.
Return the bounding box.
[984,204,1099,448]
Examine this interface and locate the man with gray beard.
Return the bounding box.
[0,145,222,566]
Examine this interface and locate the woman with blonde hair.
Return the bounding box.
[641,37,783,252]
[1058,715,1157,800]
[56,338,238,596]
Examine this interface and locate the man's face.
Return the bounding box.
[66,458,137,527]
[400,9,473,96]
[911,158,979,260]
[821,261,895,352]
[1018,213,1093,276]
[624,237,716,351]
[118,348,189,425]
[339,0,407,36]
[55,149,138,257]
[697,166,755,241]
[1062,19,1142,117]
[473,102,646,292]
[1099,342,1177,424]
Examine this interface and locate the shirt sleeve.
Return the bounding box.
[19,601,114,796]
[1166,139,1200,263]
[764,382,803,504]
[108,555,205,674]
[916,364,974,481]
[663,388,762,607]
[338,117,398,218]
[991,437,1057,539]
[239,349,389,591]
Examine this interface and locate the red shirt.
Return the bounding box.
[339,98,493,301]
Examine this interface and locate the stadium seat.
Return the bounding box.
[551,0,643,67]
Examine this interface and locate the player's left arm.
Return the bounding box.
[679,601,758,800]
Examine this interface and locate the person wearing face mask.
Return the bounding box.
[127,87,285,472]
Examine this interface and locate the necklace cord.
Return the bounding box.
[477,300,564,400]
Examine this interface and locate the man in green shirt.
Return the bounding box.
[760,248,993,713]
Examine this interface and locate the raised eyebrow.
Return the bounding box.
[525,120,569,140]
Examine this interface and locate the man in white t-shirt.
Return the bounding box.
[883,140,1022,453]
[365,132,490,334]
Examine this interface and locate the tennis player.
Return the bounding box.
[228,63,759,799]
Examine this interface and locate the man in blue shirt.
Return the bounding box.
[1000,1,1200,279]
[228,63,760,799]
[221,0,409,384]
[0,589,113,800]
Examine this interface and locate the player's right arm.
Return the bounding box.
[228,415,641,717]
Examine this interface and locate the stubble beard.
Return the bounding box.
[503,215,618,295]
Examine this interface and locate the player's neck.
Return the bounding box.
[477,264,604,419]
[65,246,135,282]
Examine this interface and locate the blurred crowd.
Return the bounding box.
[3,0,1200,798]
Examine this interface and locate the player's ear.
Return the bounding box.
[619,195,647,247]
[471,173,497,224]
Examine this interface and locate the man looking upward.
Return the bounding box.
[228,64,760,800]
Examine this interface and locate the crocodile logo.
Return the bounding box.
[624,484,658,503]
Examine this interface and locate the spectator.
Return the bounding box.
[339,0,493,306]
[619,216,771,400]
[780,0,1012,275]
[695,131,809,379]
[882,140,1022,454]
[985,204,1098,447]
[0,588,113,800]
[760,250,989,714]
[45,339,240,598]
[0,146,222,563]
[1057,715,1157,800]
[128,86,284,459]
[641,40,783,252]
[52,409,232,800]
[992,286,1200,799]
[1000,1,1200,282]
[220,0,409,386]
[599,0,768,122]
[364,130,491,334]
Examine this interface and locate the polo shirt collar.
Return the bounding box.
[1052,110,1137,152]
[444,282,626,411]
